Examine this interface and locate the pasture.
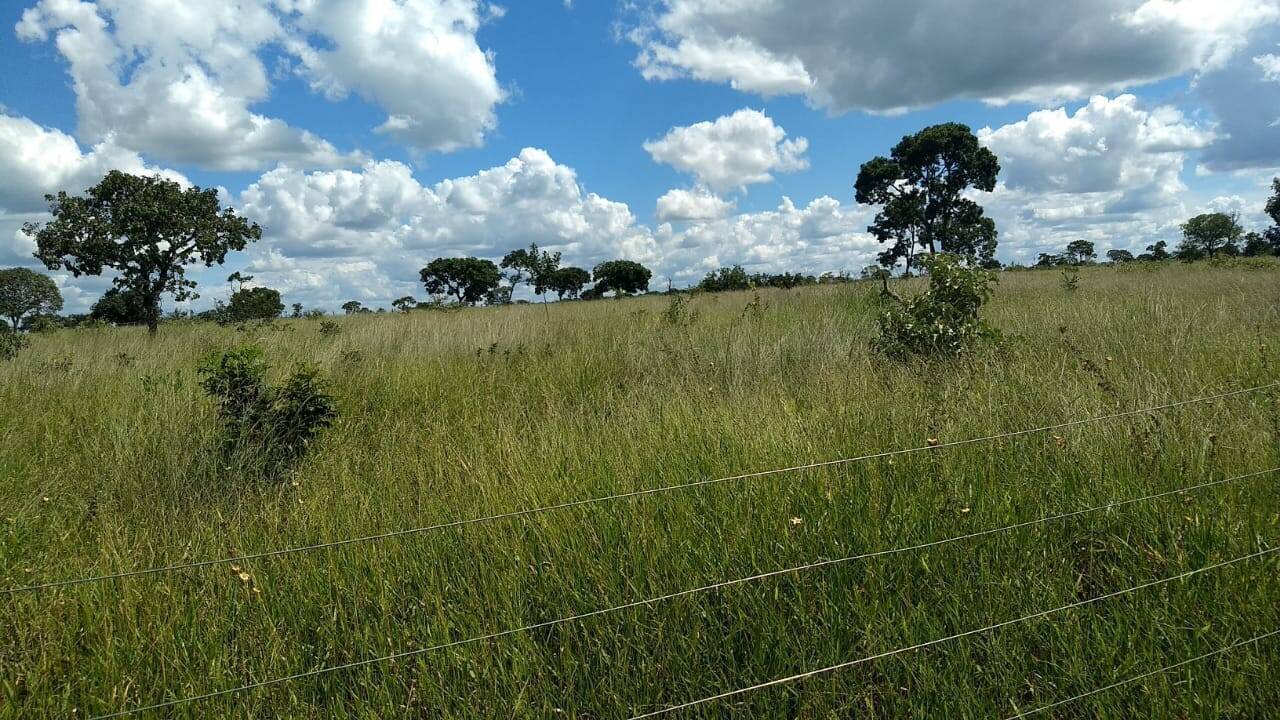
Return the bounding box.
[2,260,1279,718]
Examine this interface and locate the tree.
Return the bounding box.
[1106,249,1135,263]
[341,300,364,315]
[501,244,561,302]
[419,257,501,305]
[855,123,1000,273]
[592,260,651,297]
[1139,240,1170,261]
[1265,178,1280,254]
[226,286,283,322]
[699,265,751,292]
[547,266,590,300]
[291,303,304,318]
[90,287,149,325]
[1178,212,1242,259]
[227,271,254,292]
[1036,253,1064,268]
[0,267,63,331]
[392,296,417,313]
[1241,232,1271,257]
[25,171,261,334]
[1064,240,1097,265]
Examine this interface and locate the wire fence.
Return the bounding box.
[1001,628,1280,719]
[625,545,1280,719]
[81,466,1279,719]
[6,381,1276,596]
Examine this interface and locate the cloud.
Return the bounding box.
[643,108,808,194]
[655,187,734,222]
[237,148,660,307]
[655,196,880,282]
[15,0,507,169]
[975,95,1221,261]
[281,0,506,153]
[628,0,1280,112]
[1196,30,1280,171]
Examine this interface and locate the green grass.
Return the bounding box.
[2,260,1279,719]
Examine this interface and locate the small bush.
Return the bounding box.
[319,320,341,337]
[874,253,999,359]
[0,326,27,361]
[198,346,337,478]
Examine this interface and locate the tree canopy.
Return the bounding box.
[699,265,751,292]
[855,123,1000,273]
[1265,178,1280,254]
[0,267,63,330]
[226,286,284,322]
[1064,240,1097,265]
[1106,249,1135,263]
[546,267,590,300]
[501,243,561,301]
[420,257,501,305]
[1178,212,1242,259]
[25,171,261,333]
[592,260,651,297]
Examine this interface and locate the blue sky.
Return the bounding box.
[1,1,1278,312]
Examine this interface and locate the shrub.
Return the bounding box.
[0,325,27,361]
[319,320,341,337]
[197,346,337,478]
[874,253,998,359]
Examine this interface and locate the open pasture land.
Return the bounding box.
[2,261,1280,718]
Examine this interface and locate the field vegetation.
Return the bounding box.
[2,260,1279,718]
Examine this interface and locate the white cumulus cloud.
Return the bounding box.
[655,187,735,222]
[643,108,808,194]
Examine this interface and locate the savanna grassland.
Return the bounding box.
[2,260,1280,719]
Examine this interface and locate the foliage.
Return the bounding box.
[420,257,502,305]
[90,287,150,325]
[1179,212,1242,260]
[0,267,63,331]
[1061,266,1081,292]
[592,260,651,297]
[1064,240,1097,265]
[698,265,752,292]
[546,266,591,300]
[855,123,1000,273]
[1138,240,1171,262]
[502,243,561,301]
[341,301,364,315]
[319,320,341,337]
[660,294,694,326]
[1106,249,1135,263]
[225,286,284,323]
[874,253,999,359]
[0,323,27,360]
[291,303,304,318]
[392,296,417,313]
[1265,177,1280,252]
[752,272,816,289]
[1241,232,1272,258]
[197,345,336,477]
[25,171,261,333]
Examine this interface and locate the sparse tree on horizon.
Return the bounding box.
[592,260,651,298]
[419,257,501,305]
[1178,212,1242,260]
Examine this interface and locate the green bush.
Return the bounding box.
[874,253,999,359]
[0,325,27,360]
[197,345,336,478]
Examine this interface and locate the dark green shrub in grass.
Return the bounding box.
[197,345,336,478]
[875,253,999,359]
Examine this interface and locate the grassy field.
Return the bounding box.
[2,260,1279,719]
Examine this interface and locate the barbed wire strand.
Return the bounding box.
[8,381,1276,596]
[625,545,1280,719]
[1003,627,1280,719]
[81,467,1278,719]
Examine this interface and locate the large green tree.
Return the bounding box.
[855,123,1000,274]
[0,267,63,330]
[546,266,590,300]
[226,286,284,322]
[592,260,651,297]
[24,171,261,334]
[419,257,501,305]
[90,287,148,325]
[1178,212,1242,260]
[1064,240,1097,265]
[501,243,561,302]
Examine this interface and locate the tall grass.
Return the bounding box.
[1,260,1279,718]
